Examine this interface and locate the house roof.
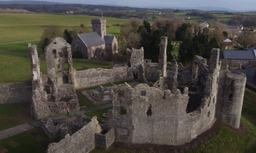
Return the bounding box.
[223,38,232,43]
[223,50,256,60]
[104,36,115,45]
[78,32,105,47]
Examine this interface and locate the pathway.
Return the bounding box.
[0,123,33,141]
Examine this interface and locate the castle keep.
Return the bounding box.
[25,36,247,152]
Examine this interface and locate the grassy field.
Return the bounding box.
[0,40,112,83]
[190,88,256,153]
[0,52,112,83]
[0,13,125,43]
[173,12,236,23]
[0,103,34,131]
[0,127,60,153]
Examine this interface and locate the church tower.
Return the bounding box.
[91,18,106,38]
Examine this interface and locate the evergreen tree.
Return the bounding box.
[63,29,73,44]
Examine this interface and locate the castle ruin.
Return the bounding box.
[26,36,246,152]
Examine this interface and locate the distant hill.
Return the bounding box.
[0,0,63,5]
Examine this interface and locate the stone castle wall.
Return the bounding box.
[109,79,218,145]
[95,128,115,149]
[0,82,32,104]
[217,70,246,128]
[108,49,233,146]
[74,65,129,89]
[47,117,102,153]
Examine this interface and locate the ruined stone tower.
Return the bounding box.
[158,36,168,77]
[29,38,79,120]
[29,45,52,119]
[216,60,246,128]
[91,18,106,37]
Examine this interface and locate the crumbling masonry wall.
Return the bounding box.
[109,48,245,146]
[29,38,79,120]
[47,117,102,153]
[0,82,32,104]
[216,60,246,128]
[158,36,168,77]
[45,37,74,95]
[74,65,129,89]
[108,82,217,145]
[29,44,52,119]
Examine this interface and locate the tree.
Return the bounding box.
[175,23,192,42]
[178,36,193,63]
[126,32,141,49]
[40,25,62,51]
[143,20,151,33]
[152,18,182,40]
[119,19,143,52]
[236,30,256,49]
[63,29,73,44]
[223,31,228,38]
[205,37,220,58]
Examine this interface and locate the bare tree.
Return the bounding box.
[236,31,256,49]
[119,19,143,52]
[40,25,62,51]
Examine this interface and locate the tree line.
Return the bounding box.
[120,18,221,64]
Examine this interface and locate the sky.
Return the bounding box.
[2,0,256,11]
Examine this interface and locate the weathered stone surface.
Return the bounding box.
[47,117,102,153]
[42,115,92,139]
[109,48,245,146]
[217,71,246,128]
[29,38,79,120]
[158,36,168,77]
[95,128,115,149]
[74,66,128,89]
[0,82,32,104]
[29,44,52,119]
[26,36,246,151]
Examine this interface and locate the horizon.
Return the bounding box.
[1,0,256,11]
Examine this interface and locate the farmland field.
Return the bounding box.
[0,13,125,43]
[0,13,123,83]
[173,12,236,23]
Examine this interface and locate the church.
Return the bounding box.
[71,18,118,59]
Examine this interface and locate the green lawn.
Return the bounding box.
[0,41,42,55]
[0,103,33,131]
[190,88,256,153]
[0,131,45,153]
[0,53,32,83]
[76,91,95,108]
[85,107,111,121]
[173,12,236,23]
[0,13,125,43]
[0,51,112,83]
[0,127,61,153]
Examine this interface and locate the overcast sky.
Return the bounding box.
[2,0,256,11]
